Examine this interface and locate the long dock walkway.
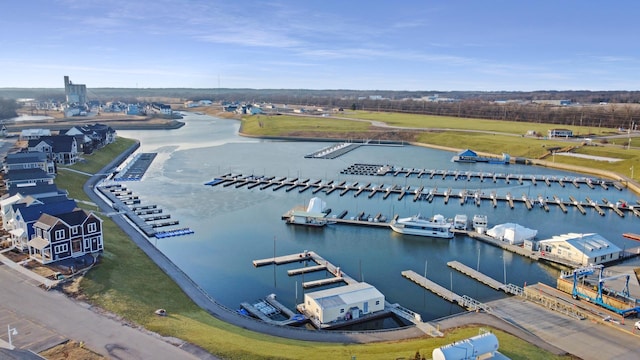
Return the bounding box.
[207,173,639,218]
[401,270,461,303]
[401,270,492,312]
[447,261,506,291]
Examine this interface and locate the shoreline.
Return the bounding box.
[240,131,640,196]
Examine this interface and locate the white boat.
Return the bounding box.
[472,214,488,234]
[285,197,328,227]
[453,214,468,230]
[390,214,454,238]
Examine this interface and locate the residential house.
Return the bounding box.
[4,152,56,175]
[28,209,103,264]
[6,196,78,250]
[7,183,67,199]
[3,168,54,190]
[27,135,79,165]
[20,129,51,141]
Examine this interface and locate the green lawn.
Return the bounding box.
[242,112,640,182]
[51,136,575,359]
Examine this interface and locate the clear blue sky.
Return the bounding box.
[2,0,640,91]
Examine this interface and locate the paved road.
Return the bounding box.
[0,262,205,359]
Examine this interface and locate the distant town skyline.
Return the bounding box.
[2,1,640,91]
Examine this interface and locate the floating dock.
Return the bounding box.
[98,183,193,239]
[401,270,491,312]
[208,173,639,218]
[113,152,157,181]
[447,261,506,291]
[253,250,358,288]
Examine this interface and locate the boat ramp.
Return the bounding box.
[207,173,639,218]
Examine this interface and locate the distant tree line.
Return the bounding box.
[2,88,640,130]
[0,98,19,119]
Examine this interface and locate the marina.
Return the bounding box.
[207,172,640,218]
[115,114,640,329]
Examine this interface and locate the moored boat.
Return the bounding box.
[390,213,454,238]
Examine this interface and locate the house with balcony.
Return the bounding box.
[27,135,79,165]
[28,209,103,265]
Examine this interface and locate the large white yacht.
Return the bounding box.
[390,214,454,238]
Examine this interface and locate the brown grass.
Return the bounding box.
[39,341,104,360]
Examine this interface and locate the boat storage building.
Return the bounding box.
[538,233,621,266]
[302,282,384,325]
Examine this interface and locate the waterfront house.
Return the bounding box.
[27,135,79,165]
[301,282,385,326]
[28,209,103,265]
[4,168,54,190]
[538,233,621,266]
[61,124,116,154]
[4,151,56,175]
[6,197,78,251]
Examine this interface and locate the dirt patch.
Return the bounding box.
[39,340,104,360]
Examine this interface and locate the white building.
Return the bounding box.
[301,282,384,325]
[548,128,573,138]
[538,233,621,266]
[486,223,537,245]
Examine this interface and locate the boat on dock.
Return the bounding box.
[453,214,468,230]
[238,294,307,326]
[390,214,454,238]
[283,197,329,227]
[472,214,488,234]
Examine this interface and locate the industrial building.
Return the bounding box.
[538,233,621,266]
[64,75,87,104]
[301,282,384,326]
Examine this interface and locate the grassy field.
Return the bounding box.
[339,110,618,137]
[241,112,640,182]
[51,135,576,359]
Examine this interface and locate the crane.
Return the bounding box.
[561,265,640,316]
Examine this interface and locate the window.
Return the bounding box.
[375,300,380,306]
[72,226,79,235]
[54,244,68,254]
[88,223,97,233]
[340,308,344,313]
[55,229,65,240]
[600,255,607,261]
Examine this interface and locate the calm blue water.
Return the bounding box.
[117,113,640,321]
